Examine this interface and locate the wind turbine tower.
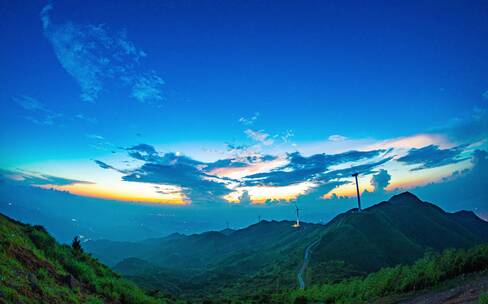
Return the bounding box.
[352,172,362,211]
[293,204,301,228]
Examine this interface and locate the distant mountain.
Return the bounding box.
[85,192,488,301]
[0,213,177,304]
[86,220,325,299]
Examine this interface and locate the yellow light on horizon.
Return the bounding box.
[225,182,315,204]
[38,181,188,205]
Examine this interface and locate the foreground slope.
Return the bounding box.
[0,213,178,304]
[282,244,488,304]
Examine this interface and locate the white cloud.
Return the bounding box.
[239,112,260,125]
[131,72,165,103]
[328,134,347,142]
[244,129,274,146]
[41,4,164,103]
[13,95,63,126]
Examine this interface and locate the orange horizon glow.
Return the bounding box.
[38,182,189,205]
[225,182,314,204]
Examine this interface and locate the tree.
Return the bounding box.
[71,236,83,253]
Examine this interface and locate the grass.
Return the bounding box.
[480,292,488,304]
[0,213,181,304]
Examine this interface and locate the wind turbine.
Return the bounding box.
[352,172,362,212]
[293,203,301,228]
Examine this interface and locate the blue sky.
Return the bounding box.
[0,1,488,239]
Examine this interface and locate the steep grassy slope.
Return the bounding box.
[0,213,179,304]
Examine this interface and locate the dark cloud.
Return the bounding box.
[0,169,92,187]
[96,144,230,204]
[370,169,391,192]
[318,156,393,182]
[94,160,112,169]
[405,149,488,216]
[472,149,488,168]
[204,154,277,172]
[122,163,231,204]
[397,144,469,171]
[435,107,488,144]
[244,150,388,186]
[93,160,125,173]
[94,144,392,204]
[126,144,160,162]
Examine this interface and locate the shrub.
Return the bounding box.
[289,244,488,304]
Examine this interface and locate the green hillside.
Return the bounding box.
[310,192,488,283]
[85,192,488,302]
[0,213,180,304]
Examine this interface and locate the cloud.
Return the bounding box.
[131,71,165,103]
[126,144,161,162]
[93,160,123,172]
[482,90,488,100]
[328,134,347,142]
[14,95,62,126]
[86,134,117,152]
[92,142,394,205]
[238,112,260,125]
[281,129,295,143]
[472,149,488,168]
[0,169,92,187]
[244,129,274,146]
[41,4,164,103]
[297,181,348,202]
[403,149,488,216]
[239,190,252,205]
[243,149,389,187]
[434,107,488,144]
[75,113,97,124]
[397,144,469,171]
[122,163,231,204]
[370,169,391,192]
[317,156,394,182]
[95,144,231,204]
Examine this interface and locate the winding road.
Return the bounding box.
[297,239,320,289]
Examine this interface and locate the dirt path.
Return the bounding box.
[395,274,488,304]
[297,239,320,289]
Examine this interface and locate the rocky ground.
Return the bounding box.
[378,272,488,304]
